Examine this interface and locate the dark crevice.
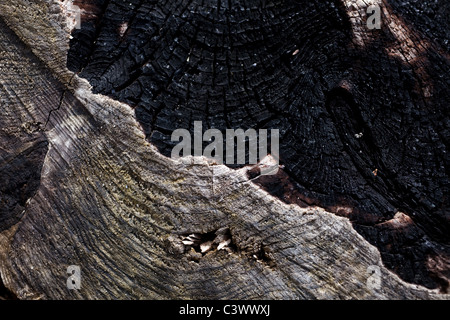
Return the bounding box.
[0,134,49,232]
[253,245,276,268]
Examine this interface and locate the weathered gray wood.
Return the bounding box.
[0,0,448,299]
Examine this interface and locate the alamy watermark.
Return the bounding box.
[171,121,279,175]
[66,265,81,290]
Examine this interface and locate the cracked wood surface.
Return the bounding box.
[0,0,448,299]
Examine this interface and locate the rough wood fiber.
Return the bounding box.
[0,0,448,299]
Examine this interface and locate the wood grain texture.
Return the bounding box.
[0,0,448,299]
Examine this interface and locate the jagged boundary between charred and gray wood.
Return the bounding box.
[67,0,449,292]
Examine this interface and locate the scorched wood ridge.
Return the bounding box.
[67,0,450,292]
